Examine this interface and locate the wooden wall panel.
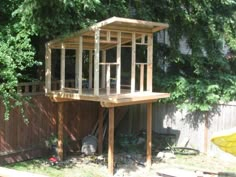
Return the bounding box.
[0,96,99,164]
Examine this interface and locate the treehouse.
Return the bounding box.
[45,16,170,175]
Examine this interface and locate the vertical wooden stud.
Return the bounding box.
[116,32,121,94]
[106,31,111,41]
[94,29,100,96]
[45,44,51,93]
[146,102,152,169]
[79,36,83,94]
[75,48,79,89]
[101,50,106,88]
[98,106,104,154]
[60,43,65,90]
[140,64,144,92]
[58,103,64,161]
[89,50,93,89]
[108,107,114,175]
[147,34,153,92]
[106,64,111,95]
[131,33,136,93]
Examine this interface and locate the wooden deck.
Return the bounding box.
[46,88,170,107]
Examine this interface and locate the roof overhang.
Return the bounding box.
[47,16,169,50]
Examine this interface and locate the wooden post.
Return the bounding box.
[61,43,65,90]
[58,103,64,161]
[146,102,152,169]
[140,64,144,92]
[89,50,93,89]
[98,106,104,154]
[45,44,51,93]
[101,50,106,88]
[116,32,121,94]
[108,107,114,175]
[79,36,83,94]
[75,48,79,89]
[94,29,100,96]
[147,34,153,92]
[131,33,136,93]
[106,64,110,95]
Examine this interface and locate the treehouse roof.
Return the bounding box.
[47,16,169,50]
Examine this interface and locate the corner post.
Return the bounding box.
[79,36,83,94]
[94,29,100,96]
[108,107,114,175]
[98,106,104,154]
[147,34,153,91]
[146,102,152,169]
[45,44,51,93]
[131,33,136,93]
[116,32,121,94]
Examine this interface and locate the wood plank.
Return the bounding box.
[60,43,65,90]
[131,33,136,93]
[45,44,51,93]
[98,106,104,154]
[58,103,64,161]
[94,29,100,96]
[79,36,83,94]
[140,64,144,92]
[108,107,114,175]
[75,48,79,88]
[147,34,153,91]
[89,50,93,89]
[116,32,121,94]
[101,50,106,88]
[146,102,152,169]
[106,64,110,95]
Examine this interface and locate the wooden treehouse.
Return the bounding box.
[45,17,170,175]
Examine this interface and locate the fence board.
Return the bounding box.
[117,102,236,157]
[0,95,99,164]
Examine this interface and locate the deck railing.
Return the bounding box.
[17,80,75,96]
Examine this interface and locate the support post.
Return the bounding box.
[147,34,153,91]
[58,103,64,161]
[94,29,100,95]
[116,32,121,94]
[146,102,152,169]
[78,36,83,94]
[60,43,65,90]
[108,107,114,175]
[98,106,104,154]
[101,50,106,88]
[131,33,136,93]
[89,50,93,89]
[45,44,51,93]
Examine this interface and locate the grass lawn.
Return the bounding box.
[4,153,236,177]
[5,157,108,177]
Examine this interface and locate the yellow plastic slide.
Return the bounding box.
[211,127,236,156]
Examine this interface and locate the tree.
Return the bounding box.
[129,0,236,112]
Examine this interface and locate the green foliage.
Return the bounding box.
[0,1,40,120]
[0,0,236,119]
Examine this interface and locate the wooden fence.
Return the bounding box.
[0,81,99,164]
[117,102,236,158]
